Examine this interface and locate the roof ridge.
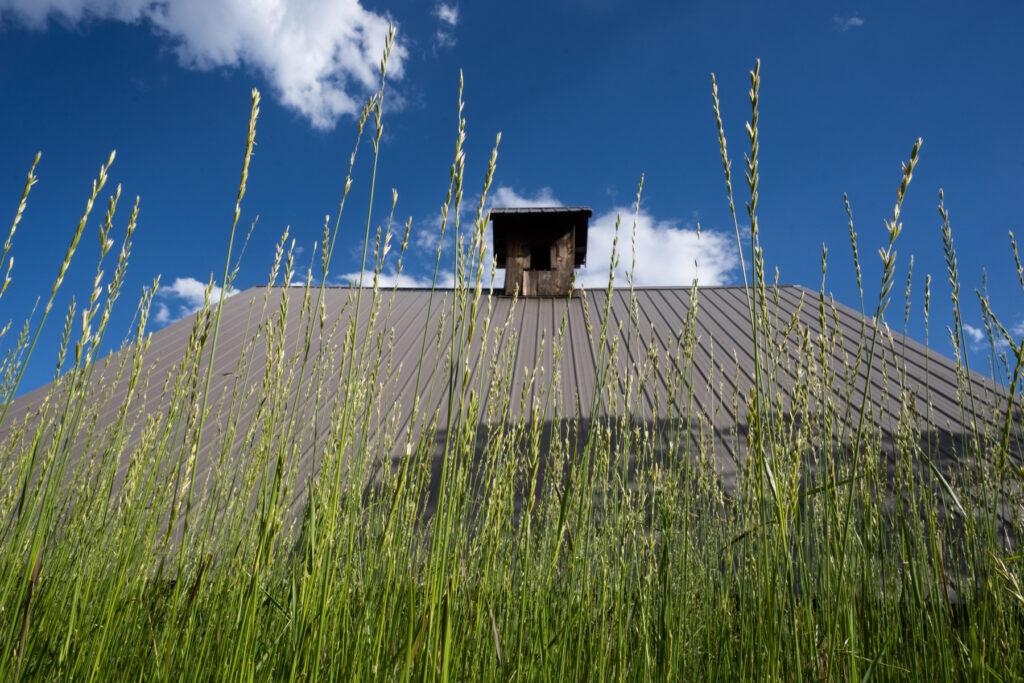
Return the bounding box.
[251,284,806,291]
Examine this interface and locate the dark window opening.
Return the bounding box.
[530,242,551,270]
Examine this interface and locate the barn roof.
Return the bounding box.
[3,285,1015,515]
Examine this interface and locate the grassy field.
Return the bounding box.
[1,39,1023,680]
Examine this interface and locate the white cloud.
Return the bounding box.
[431,2,458,48]
[413,186,560,254]
[412,211,453,255]
[415,225,441,251]
[433,3,458,27]
[491,186,562,209]
[577,208,737,288]
[833,14,865,31]
[964,320,1024,353]
[338,270,454,288]
[434,29,456,49]
[0,0,406,130]
[153,302,171,325]
[488,187,737,287]
[963,324,985,346]
[155,276,240,324]
[415,186,737,289]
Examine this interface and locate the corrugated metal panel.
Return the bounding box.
[3,285,1018,515]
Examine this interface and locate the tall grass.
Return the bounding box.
[1,45,1023,680]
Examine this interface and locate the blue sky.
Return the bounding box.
[1,0,1022,392]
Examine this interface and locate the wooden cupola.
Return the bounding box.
[490,206,591,297]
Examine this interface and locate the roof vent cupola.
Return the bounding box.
[490,207,591,297]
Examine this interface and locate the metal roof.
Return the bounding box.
[3,285,1017,515]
